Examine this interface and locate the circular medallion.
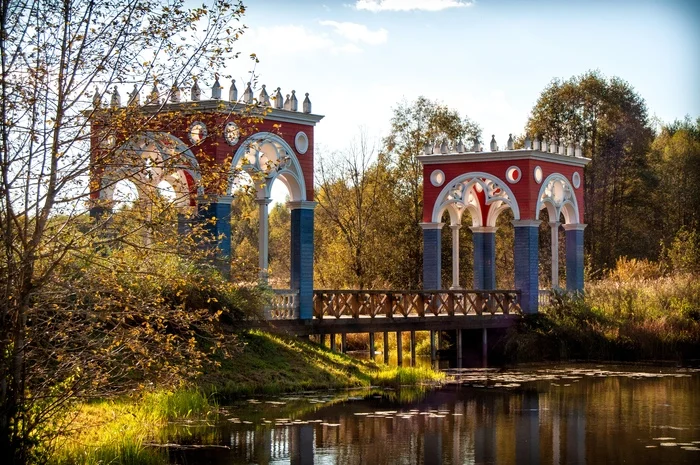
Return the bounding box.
[534,166,543,184]
[506,166,522,184]
[224,121,240,146]
[295,131,309,154]
[430,169,445,187]
[188,121,207,145]
[572,172,581,189]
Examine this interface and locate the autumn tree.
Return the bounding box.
[0,0,253,462]
[525,71,655,271]
[382,97,481,288]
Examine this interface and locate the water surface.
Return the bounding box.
[167,365,700,464]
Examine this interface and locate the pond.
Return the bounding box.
[166,365,700,464]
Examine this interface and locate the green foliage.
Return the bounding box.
[663,227,700,275]
[526,70,656,271]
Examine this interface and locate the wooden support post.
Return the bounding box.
[482,328,488,368]
[383,332,389,364]
[410,331,416,367]
[456,329,462,369]
[430,330,436,363]
[341,333,347,354]
[330,333,336,352]
[369,332,375,361]
[396,331,403,367]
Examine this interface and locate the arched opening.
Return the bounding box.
[535,174,581,290]
[430,172,520,290]
[268,178,292,288]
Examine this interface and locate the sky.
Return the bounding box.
[221,0,699,157]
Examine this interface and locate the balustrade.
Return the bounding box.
[265,290,299,319]
[311,290,521,320]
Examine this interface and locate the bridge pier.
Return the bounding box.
[341,333,347,354]
[396,331,403,366]
[383,332,389,364]
[430,330,436,365]
[369,332,375,362]
[330,333,336,352]
[482,328,488,368]
[410,331,416,367]
[456,329,463,368]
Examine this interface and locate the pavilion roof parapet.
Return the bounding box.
[95,79,315,115]
[419,133,587,160]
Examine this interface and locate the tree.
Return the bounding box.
[525,71,655,271]
[315,133,387,289]
[382,97,480,288]
[0,0,250,462]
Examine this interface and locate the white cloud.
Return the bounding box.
[243,25,360,56]
[319,21,388,45]
[354,0,474,12]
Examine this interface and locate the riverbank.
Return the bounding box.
[502,272,700,363]
[50,330,444,464]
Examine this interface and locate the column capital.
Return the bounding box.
[449,224,462,231]
[562,223,587,231]
[470,226,498,234]
[420,222,445,230]
[287,200,317,210]
[512,219,542,228]
[255,197,273,206]
[197,195,233,205]
[549,221,561,228]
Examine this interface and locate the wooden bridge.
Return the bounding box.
[256,289,522,367]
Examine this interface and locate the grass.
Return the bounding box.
[200,330,445,398]
[503,272,700,363]
[50,389,213,465]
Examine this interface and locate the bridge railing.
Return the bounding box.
[264,289,299,319]
[312,290,521,319]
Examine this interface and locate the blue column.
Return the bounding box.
[198,197,232,276]
[513,220,540,314]
[421,223,443,290]
[471,227,497,290]
[290,202,315,320]
[564,224,586,293]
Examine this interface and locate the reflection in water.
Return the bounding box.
[170,366,700,465]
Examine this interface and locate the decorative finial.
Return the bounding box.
[566,142,574,156]
[507,133,514,150]
[575,141,582,157]
[550,139,557,153]
[191,78,201,101]
[92,86,102,108]
[128,84,140,106]
[524,135,532,150]
[273,87,283,109]
[456,140,464,153]
[558,139,565,155]
[424,143,432,155]
[110,86,120,108]
[440,140,448,154]
[303,93,312,113]
[243,82,253,104]
[490,135,497,152]
[533,135,540,151]
[433,140,441,155]
[169,82,180,103]
[148,81,159,104]
[259,84,270,106]
[290,90,298,111]
[211,73,222,100]
[283,93,291,110]
[471,137,479,152]
[228,79,237,102]
[541,139,548,152]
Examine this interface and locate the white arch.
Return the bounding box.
[229,132,306,201]
[535,173,580,224]
[99,132,201,208]
[432,171,520,227]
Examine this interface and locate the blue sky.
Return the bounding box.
[225,0,699,154]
